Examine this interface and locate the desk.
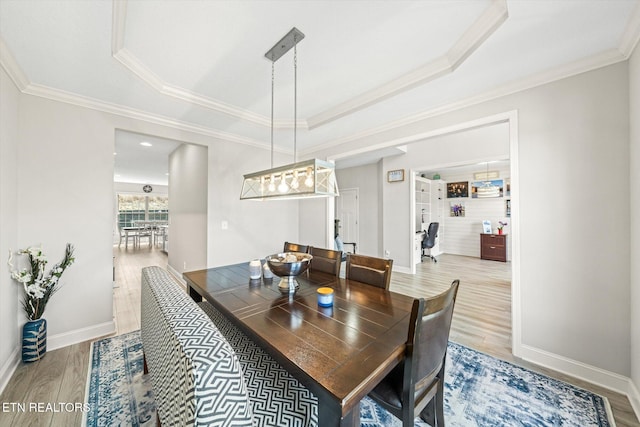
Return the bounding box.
[183,263,413,427]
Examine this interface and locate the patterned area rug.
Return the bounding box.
[83,331,614,427]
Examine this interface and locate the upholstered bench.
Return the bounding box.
[140,266,318,427]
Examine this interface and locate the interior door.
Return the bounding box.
[336,188,359,250]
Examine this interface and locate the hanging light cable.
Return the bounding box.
[240,27,339,201]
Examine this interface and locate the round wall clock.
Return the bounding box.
[143,185,153,193]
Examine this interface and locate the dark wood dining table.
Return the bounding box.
[183,262,415,427]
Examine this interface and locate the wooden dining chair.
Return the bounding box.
[368,280,460,427]
[283,242,311,253]
[345,253,393,290]
[309,247,342,277]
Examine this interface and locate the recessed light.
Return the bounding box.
[113,152,117,155]
[140,142,153,147]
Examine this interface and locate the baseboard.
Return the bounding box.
[393,265,413,274]
[0,347,20,395]
[48,321,116,352]
[629,379,640,422]
[166,264,186,286]
[520,344,631,396]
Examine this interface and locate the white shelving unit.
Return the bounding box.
[415,176,444,263]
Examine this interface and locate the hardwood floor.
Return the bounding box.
[0,250,637,426]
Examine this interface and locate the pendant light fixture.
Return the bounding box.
[240,28,339,200]
[476,162,500,198]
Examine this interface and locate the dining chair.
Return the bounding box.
[368,280,460,427]
[283,242,311,253]
[309,247,342,277]
[345,253,393,290]
[118,226,137,249]
[137,225,153,248]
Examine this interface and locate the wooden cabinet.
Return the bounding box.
[480,233,507,262]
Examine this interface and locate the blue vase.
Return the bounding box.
[22,318,47,363]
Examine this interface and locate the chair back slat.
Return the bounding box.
[345,254,393,290]
[309,247,342,277]
[283,242,311,254]
[407,280,460,399]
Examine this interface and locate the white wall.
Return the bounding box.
[206,142,300,266]
[629,42,640,416]
[335,162,381,256]
[169,144,208,273]
[17,94,116,344]
[439,164,511,259]
[307,63,631,384]
[0,66,20,390]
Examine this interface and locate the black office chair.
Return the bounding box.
[421,222,439,263]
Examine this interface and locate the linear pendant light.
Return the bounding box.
[240,27,339,201]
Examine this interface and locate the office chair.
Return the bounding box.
[421,222,439,263]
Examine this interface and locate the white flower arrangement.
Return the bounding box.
[8,244,75,320]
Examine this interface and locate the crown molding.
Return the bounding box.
[305,0,509,130]
[301,47,626,158]
[0,36,29,91]
[111,0,305,130]
[22,82,277,149]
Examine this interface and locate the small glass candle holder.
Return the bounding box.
[317,287,334,307]
[262,262,274,280]
[249,259,262,280]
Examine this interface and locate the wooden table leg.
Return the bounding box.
[317,400,360,427]
[188,285,203,302]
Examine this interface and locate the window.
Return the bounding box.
[118,194,168,228]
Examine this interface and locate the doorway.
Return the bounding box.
[336,188,359,250]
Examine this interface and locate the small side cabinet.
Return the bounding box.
[480,234,507,262]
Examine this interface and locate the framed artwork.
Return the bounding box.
[506,199,511,217]
[450,202,465,217]
[482,220,492,234]
[387,169,404,182]
[447,181,468,198]
[471,179,504,198]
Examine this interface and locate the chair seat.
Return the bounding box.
[369,364,404,410]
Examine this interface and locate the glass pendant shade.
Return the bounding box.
[241,159,339,200]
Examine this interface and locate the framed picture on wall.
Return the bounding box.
[450,202,465,217]
[446,181,468,198]
[471,179,504,198]
[387,169,405,182]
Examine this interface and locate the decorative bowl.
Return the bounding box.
[265,252,313,293]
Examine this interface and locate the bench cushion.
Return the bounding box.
[141,266,253,426]
[198,301,318,427]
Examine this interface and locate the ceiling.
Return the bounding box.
[113,130,182,186]
[1,0,639,169]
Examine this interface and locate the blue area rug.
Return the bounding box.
[83,331,614,427]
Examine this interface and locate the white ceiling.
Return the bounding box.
[1,0,639,178]
[113,130,182,186]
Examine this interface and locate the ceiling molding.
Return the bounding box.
[305,0,509,130]
[109,0,507,132]
[0,36,29,91]
[110,0,304,130]
[619,1,640,58]
[301,47,626,157]
[21,82,278,149]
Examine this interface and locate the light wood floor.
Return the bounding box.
[1,249,637,426]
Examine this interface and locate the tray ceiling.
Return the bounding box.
[1,0,638,155]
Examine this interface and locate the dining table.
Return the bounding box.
[183,262,415,427]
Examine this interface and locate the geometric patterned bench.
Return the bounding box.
[140,266,318,427]
[197,301,318,427]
